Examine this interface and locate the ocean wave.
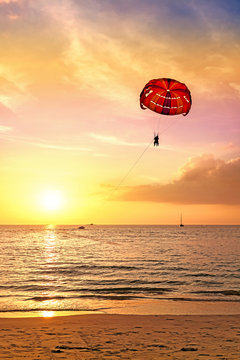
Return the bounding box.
[85,279,186,286]
[14,285,63,291]
[0,285,58,291]
[0,307,105,313]
[185,273,216,277]
[33,264,140,275]
[26,294,142,302]
[165,266,188,271]
[25,296,66,302]
[64,286,174,295]
[191,290,240,296]
[159,297,240,302]
[194,280,224,285]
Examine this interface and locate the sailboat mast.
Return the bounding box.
[180,213,184,227]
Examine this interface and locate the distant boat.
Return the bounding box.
[78,226,85,229]
[180,214,184,227]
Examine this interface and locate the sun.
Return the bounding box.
[40,190,64,212]
[41,311,55,318]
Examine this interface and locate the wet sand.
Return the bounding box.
[0,314,239,359]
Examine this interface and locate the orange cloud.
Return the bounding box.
[119,155,240,205]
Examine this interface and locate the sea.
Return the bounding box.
[0,225,239,317]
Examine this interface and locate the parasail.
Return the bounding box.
[140,78,192,116]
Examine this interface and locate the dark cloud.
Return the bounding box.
[119,155,240,205]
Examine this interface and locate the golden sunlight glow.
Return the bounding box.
[39,190,64,212]
[46,224,56,230]
[0,0,239,226]
[41,311,55,318]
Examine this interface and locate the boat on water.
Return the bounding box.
[180,214,184,227]
[78,226,85,229]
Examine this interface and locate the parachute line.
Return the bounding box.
[108,138,153,199]
[109,117,181,199]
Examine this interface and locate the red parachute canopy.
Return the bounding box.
[140,78,192,116]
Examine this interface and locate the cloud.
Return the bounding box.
[0,0,239,144]
[0,101,15,116]
[1,0,239,111]
[118,154,240,205]
[0,0,19,3]
[57,0,240,109]
[29,141,91,152]
[90,133,148,147]
[0,125,12,132]
[229,82,240,96]
[0,0,71,100]
[0,0,22,19]
[0,74,29,110]
[0,130,92,152]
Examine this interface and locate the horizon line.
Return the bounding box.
[0,224,239,226]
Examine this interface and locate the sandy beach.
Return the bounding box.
[0,314,239,359]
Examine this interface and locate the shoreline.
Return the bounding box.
[0,314,239,359]
[0,298,239,318]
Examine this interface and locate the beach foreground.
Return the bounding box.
[0,314,239,359]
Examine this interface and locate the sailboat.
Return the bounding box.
[180,213,184,227]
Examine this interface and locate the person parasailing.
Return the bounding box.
[153,133,159,146]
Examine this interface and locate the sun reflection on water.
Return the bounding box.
[44,227,57,263]
[46,224,55,230]
[40,225,60,311]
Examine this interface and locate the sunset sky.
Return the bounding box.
[1,0,240,225]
